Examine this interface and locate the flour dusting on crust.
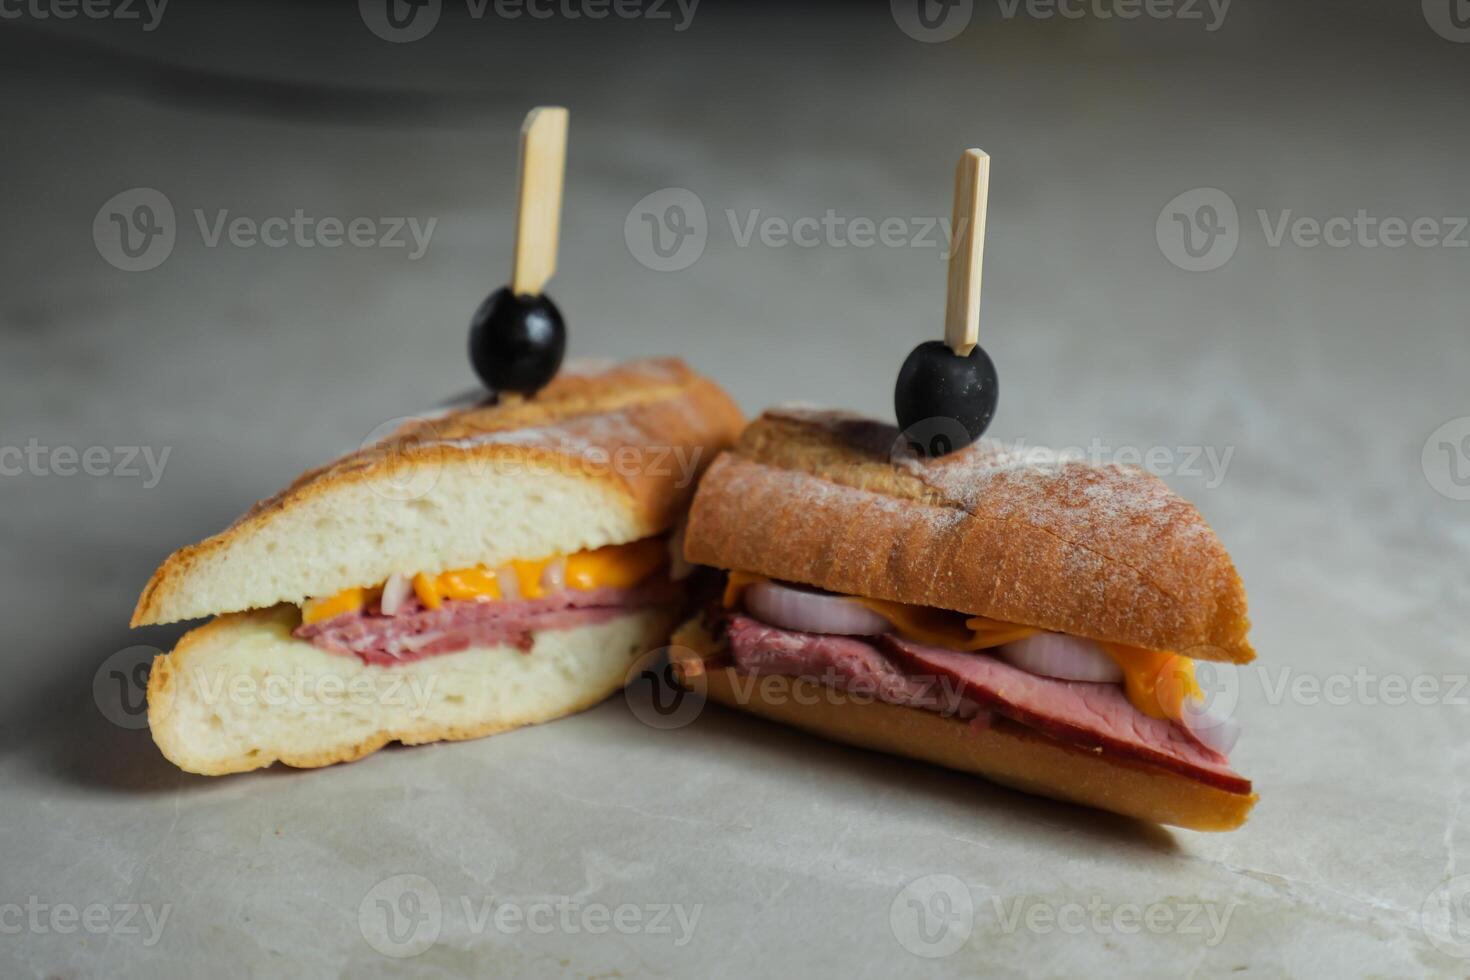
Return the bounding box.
[686,407,1254,663]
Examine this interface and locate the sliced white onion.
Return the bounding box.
[1179,696,1242,756]
[399,630,446,653]
[380,572,411,617]
[541,557,567,594]
[996,632,1125,684]
[744,580,891,636]
[497,565,521,601]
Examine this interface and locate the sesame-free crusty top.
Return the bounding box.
[683,408,1253,663]
[133,359,744,627]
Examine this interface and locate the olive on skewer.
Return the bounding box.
[895,148,999,456]
[469,106,570,397]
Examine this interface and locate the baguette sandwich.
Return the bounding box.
[672,408,1256,831]
[132,359,743,775]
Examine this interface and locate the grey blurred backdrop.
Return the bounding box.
[2,1,1469,976]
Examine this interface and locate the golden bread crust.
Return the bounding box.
[683,408,1252,663]
[132,359,744,627]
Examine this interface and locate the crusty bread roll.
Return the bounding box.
[670,619,1256,833]
[677,407,1257,829]
[152,605,677,776]
[134,359,745,627]
[684,407,1252,663]
[133,359,743,774]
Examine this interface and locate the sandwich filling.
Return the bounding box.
[708,572,1247,793]
[291,538,678,665]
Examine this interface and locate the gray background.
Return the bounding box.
[3,0,1469,976]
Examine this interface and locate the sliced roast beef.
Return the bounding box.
[725,615,980,719]
[718,612,1248,794]
[295,580,681,665]
[880,636,1248,793]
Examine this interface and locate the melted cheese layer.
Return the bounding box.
[721,571,1201,724]
[302,537,669,624]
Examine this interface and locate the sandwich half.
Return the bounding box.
[132,359,743,775]
[673,408,1257,832]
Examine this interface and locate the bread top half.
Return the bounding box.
[133,359,744,627]
[683,407,1253,664]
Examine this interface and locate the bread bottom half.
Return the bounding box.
[148,604,677,775]
[672,619,1256,832]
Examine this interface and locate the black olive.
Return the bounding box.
[468,287,566,396]
[894,340,999,456]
